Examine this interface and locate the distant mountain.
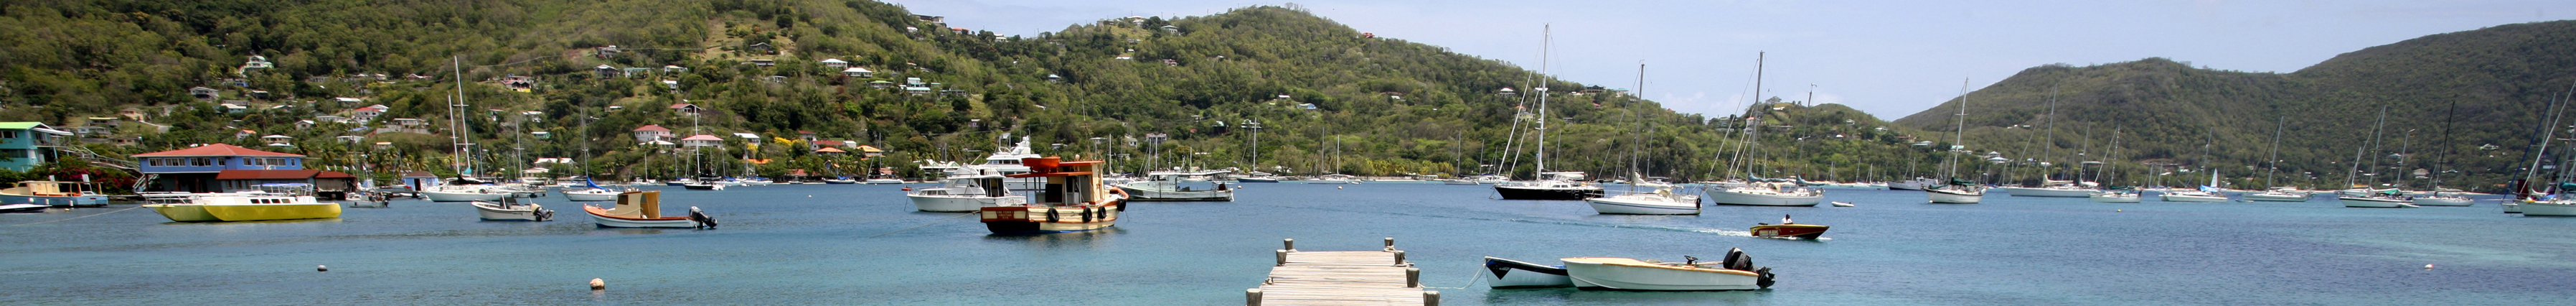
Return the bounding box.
[1892,21,2576,191]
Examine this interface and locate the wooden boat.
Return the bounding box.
[978,157,1124,235]
[1482,256,1573,289]
[1583,187,1700,215]
[583,190,713,228]
[1,180,111,207]
[471,198,553,221]
[1116,170,1235,202]
[1561,248,1775,291]
[1751,215,1828,239]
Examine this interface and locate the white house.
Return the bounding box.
[631,124,672,142]
[680,134,723,149]
[819,58,849,68]
[842,67,873,78]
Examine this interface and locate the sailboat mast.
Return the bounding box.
[2040,85,2059,182]
[452,56,472,179]
[2263,113,2285,189]
[1534,24,1551,176]
[1947,78,1970,180]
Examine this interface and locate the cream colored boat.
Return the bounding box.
[147,193,340,222]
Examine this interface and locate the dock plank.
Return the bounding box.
[1252,250,1426,305]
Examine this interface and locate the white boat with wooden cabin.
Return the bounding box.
[979,157,1126,235]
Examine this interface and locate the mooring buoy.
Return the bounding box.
[590,278,606,289]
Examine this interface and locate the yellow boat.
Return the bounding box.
[144,204,222,222]
[144,193,341,222]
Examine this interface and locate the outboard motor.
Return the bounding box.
[1754,267,1775,289]
[1723,248,1753,271]
[689,208,718,229]
[533,209,554,221]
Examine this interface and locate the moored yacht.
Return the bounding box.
[2338,192,2417,208]
[1495,172,1603,200]
[908,167,1028,212]
[1704,182,1823,207]
[2090,190,2143,203]
[1583,187,1700,215]
[1116,170,1236,202]
[144,185,339,222]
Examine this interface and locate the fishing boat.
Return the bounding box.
[979,157,1124,235]
[1483,256,1574,289]
[1584,187,1700,215]
[583,190,714,228]
[471,198,553,221]
[1750,215,1828,239]
[2090,190,2144,203]
[1705,182,1823,206]
[144,185,340,222]
[1116,170,1235,202]
[1,180,111,207]
[908,167,1028,212]
[1560,249,1776,291]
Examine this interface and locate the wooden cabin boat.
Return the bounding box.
[978,157,1125,235]
[583,190,713,228]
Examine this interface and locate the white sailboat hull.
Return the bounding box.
[2242,192,2311,202]
[1583,194,1701,215]
[421,189,509,202]
[2160,193,2229,203]
[2521,201,2576,216]
[563,189,619,201]
[1927,188,1983,204]
[1702,187,1821,206]
[2413,196,2474,207]
[2339,196,2415,208]
[1996,187,2095,198]
[908,194,1029,213]
[2090,193,2143,203]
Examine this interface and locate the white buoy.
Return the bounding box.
[2115,209,2123,212]
[316,265,327,272]
[1337,186,1344,190]
[590,278,606,289]
[2424,264,2435,269]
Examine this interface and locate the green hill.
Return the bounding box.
[1893,21,2576,191]
[0,1,1960,189]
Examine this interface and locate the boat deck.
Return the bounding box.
[1251,239,1432,305]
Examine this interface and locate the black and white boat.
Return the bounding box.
[1483,256,1573,289]
[0,203,49,213]
[1495,172,1604,200]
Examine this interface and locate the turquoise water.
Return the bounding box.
[4,183,2572,305]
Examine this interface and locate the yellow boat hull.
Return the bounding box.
[144,204,222,222]
[202,203,342,221]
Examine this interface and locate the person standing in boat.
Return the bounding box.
[1782,214,1793,225]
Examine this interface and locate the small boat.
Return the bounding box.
[1885,177,1937,191]
[420,183,511,202]
[1829,201,1855,207]
[2242,191,2312,202]
[2504,200,2523,213]
[1483,256,1573,289]
[2090,190,2144,203]
[2338,193,2417,208]
[1237,177,1283,183]
[909,167,1028,212]
[1116,170,1236,202]
[1926,182,1984,204]
[1703,182,1823,206]
[583,190,714,228]
[1583,187,1701,215]
[822,177,860,184]
[2412,193,2473,206]
[1994,185,2096,198]
[1561,249,1776,291]
[563,179,621,201]
[1,180,112,207]
[1750,215,1828,239]
[471,198,553,221]
[2159,190,2230,203]
[0,203,49,213]
[979,157,1124,235]
[1306,174,1363,185]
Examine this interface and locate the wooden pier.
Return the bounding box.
[1247,238,1437,306]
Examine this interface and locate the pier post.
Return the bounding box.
[1424,291,1439,306]
[1384,237,1396,250]
[1406,267,1421,287]
[1393,250,1407,266]
[1283,238,1295,251]
[1276,249,1289,266]
[1246,288,1263,306]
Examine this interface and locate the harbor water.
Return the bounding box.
[4,183,2572,305]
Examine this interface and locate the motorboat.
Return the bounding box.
[1560,249,1776,291]
[2414,195,2473,206]
[1495,172,1602,200]
[1704,182,1823,207]
[865,177,905,185]
[1483,256,1573,289]
[471,198,553,221]
[1886,177,1938,190]
[822,177,860,184]
[144,185,339,222]
[1750,215,1828,239]
[972,136,1047,190]
[0,203,50,213]
[909,167,1028,212]
[1926,182,1984,204]
[1306,174,1362,185]
[2159,190,2230,203]
[1116,170,1236,202]
[2242,190,2312,202]
[1583,187,1701,215]
[1830,201,1856,207]
[2338,194,2417,208]
[979,157,1125,235]
[1,180,111,207]
[2090,190,2143,203]
[583,190,714,228]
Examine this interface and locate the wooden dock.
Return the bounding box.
[1248,238,1437,306]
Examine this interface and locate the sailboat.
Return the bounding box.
[2245,114,2313,202]
[563,102,619,201]
[2413,100,2474,206]
[1926,79,1985,204]
[2338,106,2417,208]
[2091,128,2143,203]
[1494,25,1604,200]
[1706,52,1823,207]
[420,57,514,203]
[1584,63,1700,215]
[1994,86,2095,198]
[2161,126,2229,203]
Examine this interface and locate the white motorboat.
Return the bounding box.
[0,203,50,213]
[1703,182,1822,207]
[1117,170,1236,202]
[1560,249,1775,291]
[1886,177,1938,190]
[471,200,553,221]
[1995,185,2096,198]
[2338,195,2417,208]
[2242,191,2311,202]
[973,136,1047,190]
[1306,174,1363,185]
[2504,200,2523,213]
[1584,188,1701,215]
[1483,256,1573,289]
[2413,194,2473,206]
[2520,200,2576,216]
[2159,190,2229,203]
[564,187,619,201]
[2090,191,2143,203]
[1926,185,1984,204]
[865,178,905,185]
[420,185,511,202]
[908,168,1028,212]
[584,190,713,228]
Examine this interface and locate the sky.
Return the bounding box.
[882,0,2576,119]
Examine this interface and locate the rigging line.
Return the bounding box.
[866,212,978,238]
[9,205,144,226]
[1423,267,1486,289]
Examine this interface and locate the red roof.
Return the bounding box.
[816,147,847,153]
[634,124,669,132]
[669,103,697,109]
[214,170,355,180]
[133,143,305,157]
[681,134,722,141]
[315,171,356,179]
